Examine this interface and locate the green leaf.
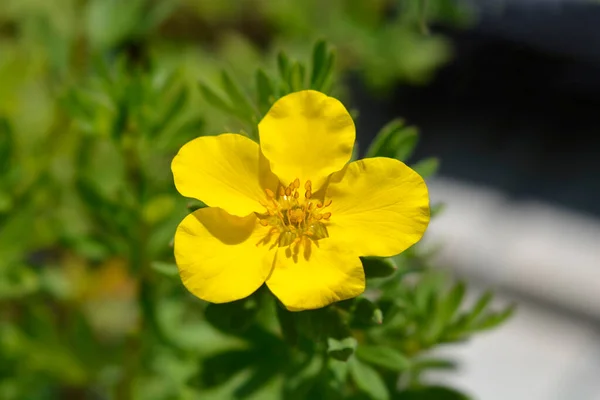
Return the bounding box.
[366,119,419,161]
[430,202,446,217]
[465,291,493,327]
[474,305,516,331]
[255,69,275,115]
[277,51,291,93]
[412,157,440,178]
[221,70,257,121]
[310,40,327,89]
[150,86,189,137]
[352,297,383,326]
[411,358,457,373]
[150,261,179,277]
[327,337,357,361]
[356,345,411,372]
[361,256,397,278]
[198,83,235,114]
[349,358,389,400]
[205,297,259,334]
[440,281,465,325]
[413,271,446,316]
[289,62,306,92]
[0,117,13,173]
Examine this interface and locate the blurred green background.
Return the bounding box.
[0,1,506,399]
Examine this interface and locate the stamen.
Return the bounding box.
[323,199,332,207]
[258,178,331,249]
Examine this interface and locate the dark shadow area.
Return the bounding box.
[352,1,600,217]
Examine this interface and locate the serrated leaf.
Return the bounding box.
[327,337,357,361]
[310,40,327,88]
[150,261,179,277]
[355,345,411,372]
[412,157,440,178]
[255,69,275,115]
[361,256,397,278]
[349,358,389,400]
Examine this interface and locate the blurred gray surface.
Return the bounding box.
[424,178,600,400]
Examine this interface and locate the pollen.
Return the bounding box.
[257,179,332,248]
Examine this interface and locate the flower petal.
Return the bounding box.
[174,207,275,303]
[171,133,278,216]
[266,240,365,311]
[326,157,430,257]
[258,90,355,190]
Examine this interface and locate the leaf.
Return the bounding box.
[361,256,397,278]
[150,261,179,277]
[411,358,457,372]
[256,69,275,115]
[412,157,440,179]
[349,358,389,400]
[355,345,411,372]
[464,290,493,327]
[289,62,306,92]
[474,305,516,331]
[327,337,357,361]
[310,40,327,89]
[150,85,189,137]
[277,51,291,82]
[352,297,383,326]
[198,83,235,114]
[440,281,465,326]
[0,117,13,173]
[413,271,446,316]
[204,297,259,335]
[366,119,419,161]
[221,70,257,121]
[430,202,445,218]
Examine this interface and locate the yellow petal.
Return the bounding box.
[266,240,365,311]
[258,90,355,190]
[326,157,430,257]
[174,207,275,303]
[171,133,278,216]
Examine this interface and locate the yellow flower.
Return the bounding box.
[171,90,429,311]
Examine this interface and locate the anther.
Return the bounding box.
[265,189,275,198]
[293,178,300,188]
[293,191,299,199]
[323,199,332,207]
[285,187,292,196]
[304,180,312,190]
[305,189,312,199]
[259,219,269,226]
[279,187,285,196]
[322,212,332,220]
[316,202,323,208]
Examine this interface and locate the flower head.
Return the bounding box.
[172,90,429,311]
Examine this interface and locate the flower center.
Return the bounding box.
[258,178,332,248]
